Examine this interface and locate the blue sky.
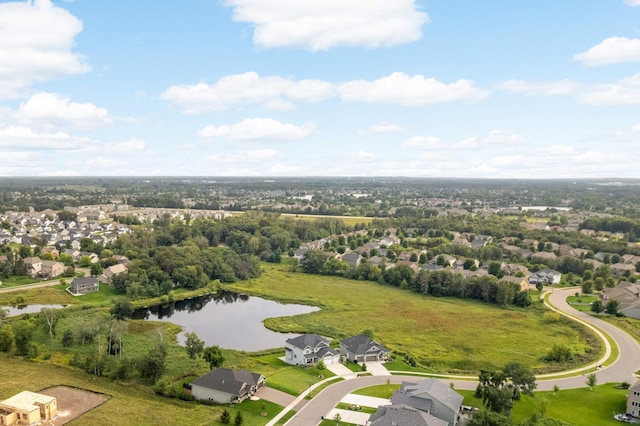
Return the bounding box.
[1,0,639,178]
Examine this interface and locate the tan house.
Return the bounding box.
[98,263,127,284]
[0,391,57,425]
[39,261,65,279]
[22,257,42,278]
[501,275,530,292]
[627,381,640,417]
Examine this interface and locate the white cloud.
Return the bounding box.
[579,73,640,105]
[535,145,576,155]
[243,149,278,161]
[197,118,315,141]
[225,0,429,51]
[16,92,111,129]
[496,79,578,96]
[625,0,640,6]
[402,136,443,150]
[573,37,640,66]
[355,151,376,162]
[0,126,93,151]
[483,130,526,145]
[403,130,523,151]
[339,72,488,106]
[161,72,335,113]
[0,0,89,99]
[105,138,146,152]
[358,123,404,135]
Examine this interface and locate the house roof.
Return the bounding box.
[191,368,264,396]
[340,334,389,355]
[369,404,447,426]
[285,334,329,350]
[71,277,99,286]
[392,379,463,415]
[1,391,55,412]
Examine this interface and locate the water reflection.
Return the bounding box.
[131,290,318,351]
[1,304,66,317]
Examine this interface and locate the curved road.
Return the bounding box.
[280,287,640,426]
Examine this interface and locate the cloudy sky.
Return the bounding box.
[1,0,639,178]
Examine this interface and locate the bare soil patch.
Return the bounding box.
[39,386,110,425]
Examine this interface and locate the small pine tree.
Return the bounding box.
[220,409,231,424]
[234,411,244,425]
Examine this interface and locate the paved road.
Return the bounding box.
[279,287,640,425]
[0,268,91,294]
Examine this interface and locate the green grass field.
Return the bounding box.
[459,383,627,425]
[280,213,374,226]
[0,275,39,287]
[225,263,602,374]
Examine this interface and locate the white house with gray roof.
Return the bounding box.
[390,379,463,426]
[284,334,340,366]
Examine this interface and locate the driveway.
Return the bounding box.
[259,387,296,407]
[326,362,355,377]
[365,361,390,376]
[325,408,369,425]
[341,393,389,408]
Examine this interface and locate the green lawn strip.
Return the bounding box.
[343,360,366,373]
[383,359,439,374]
[458,383,627,426]
[336,402,377,414]
[0,275,39,287]
[319,420,357,426]
[309,377,344,399]
[351,384,399,399]
[224,263,599,374]
[274,409,296,425]
[0,285,78,306]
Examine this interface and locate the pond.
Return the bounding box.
[1,304,67,317]
[131,291,319,351]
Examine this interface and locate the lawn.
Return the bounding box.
[566,294,600,312]
[459,383,627,425]
[0,275,39,287]
[225,263,602,374]
[280,213,374,226]
[352,384,399,399]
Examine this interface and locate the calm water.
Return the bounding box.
[131,291,318,351]
[1,304,66,316]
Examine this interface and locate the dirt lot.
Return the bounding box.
[40,386,109,425]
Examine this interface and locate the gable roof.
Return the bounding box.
[191,368,264,395]
[340,334,389,355]
[71,276,99,286]
[285,334,329,350]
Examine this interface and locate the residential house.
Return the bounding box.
[368,404,447,426]
[528,269,561,285]
[390,379,463,426]
[284,334,340,366]
[396,260,420,274]
[627,380,640,418]
[429,254,456,267]
[610,263,637,278]
[69,277,100,295]
[293,247,309,264]
[601,281,640,319]
[500,275,530,292]
[340,334,390,363]
[98,263,128,284]
[40,246,59,259]
[342,252,362,269]
[0,391,57,426]
[39,261,65,279]
[187,368,265,404]
[22,257,42,278]
[530,251,557,261]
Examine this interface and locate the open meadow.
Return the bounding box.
[226,263,602,374]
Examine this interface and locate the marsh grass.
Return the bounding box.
[225,263,602,374]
